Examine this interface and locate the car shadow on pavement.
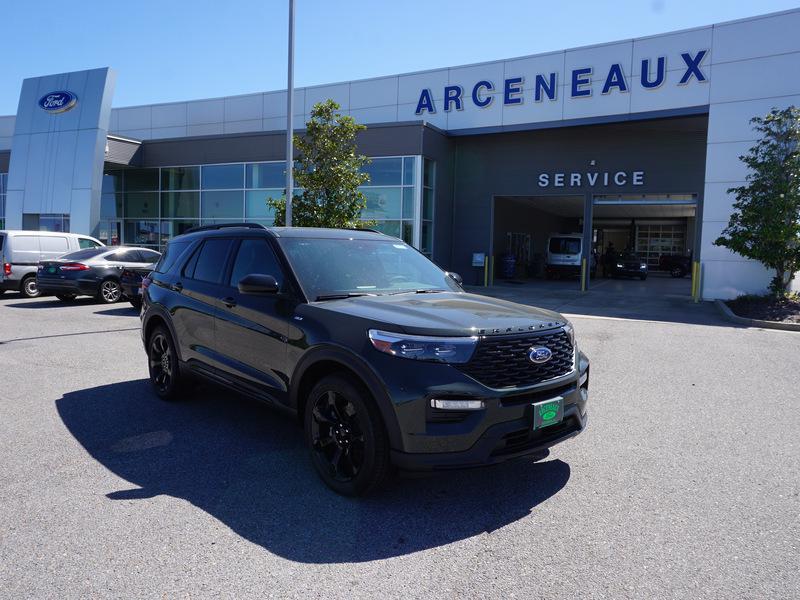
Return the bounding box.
[56,379,571,563]
[3,297,99,309]
[95,306,139,317]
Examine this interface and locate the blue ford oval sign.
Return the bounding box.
[38,91,77,114]
[528,346,553,364]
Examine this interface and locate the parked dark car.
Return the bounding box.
[37,246,161,303]
[659,254,691,278]
[121,264,157,309]
[605,253,648,280]
[141,224,590,496]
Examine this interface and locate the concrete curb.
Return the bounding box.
[714,299,800,331]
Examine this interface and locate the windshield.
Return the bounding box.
[278,237,460,300]
[59,247,109,261]
[549,238,581,254]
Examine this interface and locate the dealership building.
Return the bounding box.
[1,8,799,299]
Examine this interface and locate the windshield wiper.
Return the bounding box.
[387,288,448,296]
[315,292,375,301]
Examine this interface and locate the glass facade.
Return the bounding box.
[0,173,6,230]
[102,156,435,252]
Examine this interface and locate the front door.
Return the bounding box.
[214,237,291,402]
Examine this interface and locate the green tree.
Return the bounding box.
[714,106,800,295]
[269,99,371,228]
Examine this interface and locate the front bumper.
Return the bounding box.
[380,350,590,471]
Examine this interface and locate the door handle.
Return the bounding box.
[222,297,237,308]
[172,282,183,292]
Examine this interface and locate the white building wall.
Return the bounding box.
[701,10,800,299]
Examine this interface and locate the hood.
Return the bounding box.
[313,292,567,336]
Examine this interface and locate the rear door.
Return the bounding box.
[214,237,291,400]
[171,238,234,371]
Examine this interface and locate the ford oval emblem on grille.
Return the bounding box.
[528,346,553,364]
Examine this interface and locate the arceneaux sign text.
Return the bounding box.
[415,50,708,115]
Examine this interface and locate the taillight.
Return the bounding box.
[141,276,151,291]
[59,263,91,271]
[3,263,11,276]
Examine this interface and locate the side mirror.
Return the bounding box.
[238,273,279,295]
[446,272,463,286]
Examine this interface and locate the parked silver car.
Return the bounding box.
[0,230,104,297]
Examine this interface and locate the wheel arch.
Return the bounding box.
[142,307,183,363]
[291,347,402,450]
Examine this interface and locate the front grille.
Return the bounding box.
[455,329,574,389]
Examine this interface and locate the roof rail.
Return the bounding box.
[184,223,267,234]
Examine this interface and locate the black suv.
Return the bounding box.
[141,224,589,495]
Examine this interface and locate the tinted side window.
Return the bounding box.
[229,239,284,288]
[121,250,144,263]
[190,239,233,283]
[157,240,192,274]
[139,249,161,263]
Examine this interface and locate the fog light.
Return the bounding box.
[431,399,485,410]
[579,371,588,387]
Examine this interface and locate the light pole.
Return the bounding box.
[285,0,295,226]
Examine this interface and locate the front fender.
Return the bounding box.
[290,344,403,450]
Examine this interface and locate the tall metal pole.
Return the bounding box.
[285,0,295,226]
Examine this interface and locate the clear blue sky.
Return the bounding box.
[1,0,797,114]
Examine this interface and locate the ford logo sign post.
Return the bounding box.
[528,347,553,364]
[38,91,77,114]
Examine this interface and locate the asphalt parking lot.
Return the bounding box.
[0,290,798,599]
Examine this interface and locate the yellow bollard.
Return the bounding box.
[580,258,587,292]
[483,257,488,287]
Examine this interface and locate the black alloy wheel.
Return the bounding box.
[21,276,40,298]
[148,326,183,400]
[305,375,389,496]
[670,266,686,278]
[98,279,122,303]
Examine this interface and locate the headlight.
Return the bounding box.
[368,329,477,363]
[616,263,624,268]
[640,263,647,269]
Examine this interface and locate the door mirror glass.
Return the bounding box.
[446,271,463,286]
[238,273,279,295]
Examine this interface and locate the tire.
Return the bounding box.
[304,374,390,496]
[21,276,40,298]
[640,274,648,281]
[147,325,185,401]
[56,294,77,302]
[97,279,122,304]
[129,296,142,310]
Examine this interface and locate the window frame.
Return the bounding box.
[226,237,286,291]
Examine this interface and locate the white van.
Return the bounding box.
[0,230,104,297]
[545,233,595,279]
